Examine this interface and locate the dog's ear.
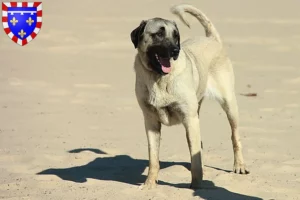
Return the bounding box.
[173,21,181,50]
[130,20,147,49]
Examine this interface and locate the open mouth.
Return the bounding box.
[155,54,171,74]
[146,44,179,75]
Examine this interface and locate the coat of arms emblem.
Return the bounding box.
[2,2,42,46]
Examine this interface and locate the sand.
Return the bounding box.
[0,0,300,199]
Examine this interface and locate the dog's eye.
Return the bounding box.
[173,31,178,38]
[156,32,163,37]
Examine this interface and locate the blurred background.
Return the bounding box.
[0,0,299,199]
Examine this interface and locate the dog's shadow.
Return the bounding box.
[37,148,262,200]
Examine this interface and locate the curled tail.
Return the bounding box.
[170,4,222,43]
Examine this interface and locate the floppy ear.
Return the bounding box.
[130,20,147,49]
[173,21,181,50]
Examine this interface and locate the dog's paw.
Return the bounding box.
[138,180,157,190]
[190,183,202,190]
[233,163,250,174]
[189,179,202,190]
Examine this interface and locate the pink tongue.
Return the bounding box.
[159,57,171,73]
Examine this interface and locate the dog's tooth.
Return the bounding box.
[155,54,160,63]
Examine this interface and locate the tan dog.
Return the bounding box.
[130,4,249,189]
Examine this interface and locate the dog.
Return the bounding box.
[130,4,249,189]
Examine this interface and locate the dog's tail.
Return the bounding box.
[170,4,221,43]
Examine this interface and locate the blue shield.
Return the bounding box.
[2,2,42,46]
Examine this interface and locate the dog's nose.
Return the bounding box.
[172,48,180,55]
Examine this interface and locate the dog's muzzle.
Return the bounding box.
[171,46,180,60]
[147,43,180,75]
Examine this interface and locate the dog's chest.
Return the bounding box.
[147,81,174,107]
[146,83,181,126]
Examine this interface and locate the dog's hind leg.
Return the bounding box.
[220,90,249,174]
[197,98,204,151]
[209,63,250,174]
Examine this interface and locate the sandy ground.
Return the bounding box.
[1,0,300,199]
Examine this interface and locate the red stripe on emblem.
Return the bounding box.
[2,16,8,22]
[22,2,28,7]
[31,32,37,39]
[4,28,10,34]
[33,2,41,7]
[11,2,17,7]
[2,3,8,11]
[37,10,42,17]
[36,22,42,28]
[22,39,28,46]
[12,36,18,43]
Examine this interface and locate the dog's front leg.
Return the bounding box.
[141,115,161,189]
[183,115,203,189]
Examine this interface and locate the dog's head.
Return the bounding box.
[130,18,181,75]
